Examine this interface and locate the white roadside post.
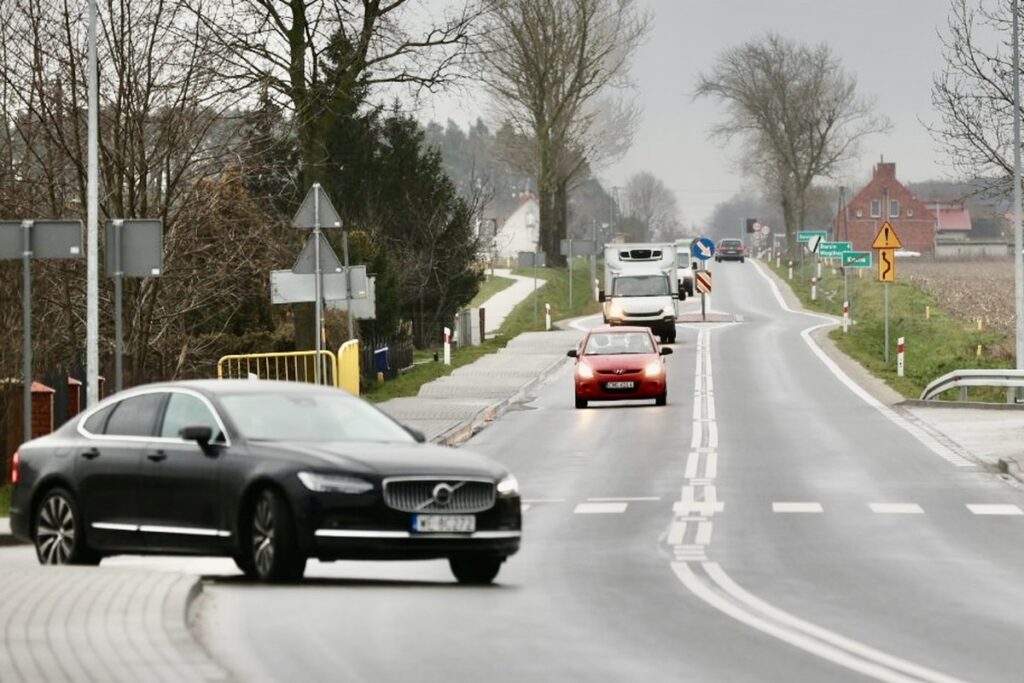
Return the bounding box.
[843,301,850,333]
[897,337,905,377]
[545,303,552,330]
[594,278,600,302]
[776,253,781,268]
[811,276,817,301]
[443,326,451,366]
[788,260,794,280]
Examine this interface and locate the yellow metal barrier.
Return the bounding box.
[337,340,360,396]
[217,350,339,387]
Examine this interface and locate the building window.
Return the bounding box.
[856,209,863,218]
[870,199,881,218]
[890,200,900,217]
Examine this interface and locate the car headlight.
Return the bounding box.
[608,303,623,318]
[644,361,664,378]
[577,362,595,379]
[496,474,519,497]
[662,304,675,317]
[297,472,373,494]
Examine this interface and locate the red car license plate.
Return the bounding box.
[605,381,635,389]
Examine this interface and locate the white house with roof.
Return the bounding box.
[488,194,539,260]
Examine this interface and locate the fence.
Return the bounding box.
[360,335,414,383]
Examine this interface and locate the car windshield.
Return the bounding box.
[584,332,655,355]
[612,275,670,297]
[721,240,742,247]
[219,391,415,443]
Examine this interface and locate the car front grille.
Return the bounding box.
[383,479,496,513]
[597,368,642,375]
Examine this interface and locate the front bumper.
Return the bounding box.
[575,376,666,400]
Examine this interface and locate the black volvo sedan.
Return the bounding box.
[9,380,521,584]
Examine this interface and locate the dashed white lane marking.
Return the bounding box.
[966,504,1023,516]
[522,498,566,503]
[685,452,700,478]
[574,502,628,514]
[869,503,924,515]
[705,452,718,479]
[521,504,531,512]
[587,496,660,502]
[772,502,824,514]
[695,520,713,546]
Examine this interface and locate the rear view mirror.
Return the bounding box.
[660,347,673,356]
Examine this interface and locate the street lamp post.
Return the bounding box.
[86,0,99,406]
[1014,0,1024,401]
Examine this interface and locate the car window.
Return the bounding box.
[81,404,115,435]
[584,332,654,355]
[611,274,670,297]
[104,393,166,437]
[160,393,224,442]
[721,240,742,247]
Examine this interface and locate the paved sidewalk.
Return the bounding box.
[480,268,546,336]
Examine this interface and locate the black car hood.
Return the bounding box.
[248,440,507,480]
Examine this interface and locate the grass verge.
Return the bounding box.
[0,485,10,517]
[766,257,1012,401]
[363,261,601,402]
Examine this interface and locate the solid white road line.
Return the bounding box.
[587,496,660,502]
[772,502,824,513]
[751,260,975,469]
[521,498,566,503]
[966,504,1023,516]
[685,452,700,479]
[869,503,924,515]
[573,502,628,514]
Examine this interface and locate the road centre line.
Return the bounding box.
[685,452,700,479]
[705,452,718,479]
[751,260,974,469]
[695,521,713,546]
[772,502,824,513]
[869,503,924,515]
[966,504,1023,515]
[574,502,627,514]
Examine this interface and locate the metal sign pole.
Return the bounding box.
[884,282,890,363]
[568,239,573,310]
[22,220,32,444]
[313,184,323,384]
[701,262,707,322]
[113,220,124,392]
[343,230,353,340]
[86,0,99,407]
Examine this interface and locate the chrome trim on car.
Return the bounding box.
[76,386,232,447]
[91,522,139,532]
[314,529,521,540]
[138,525,230,537]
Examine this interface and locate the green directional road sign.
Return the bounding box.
[819,241,852,258]
[797,230,828,243]
[842,251,872,268]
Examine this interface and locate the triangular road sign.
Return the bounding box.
[292,231,343,274]
[292,184,343,229]
[871,221,903,249]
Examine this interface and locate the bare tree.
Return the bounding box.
[478,0,649,265]
[625,171,680,241]
[188,0,479,186]
[696,33,888,255]
[931,0,1020,197]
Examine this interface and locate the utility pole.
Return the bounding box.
[86,0,99,406]
[1014,0,1024,400]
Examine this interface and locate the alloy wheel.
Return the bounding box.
[252,495,276,577]
[36,494,75,565]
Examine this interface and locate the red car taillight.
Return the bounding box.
[10,450,19,485]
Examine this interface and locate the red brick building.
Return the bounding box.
[835,162,936,254]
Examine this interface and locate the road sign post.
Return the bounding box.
[695,268,712,321]
[872,221,903,364]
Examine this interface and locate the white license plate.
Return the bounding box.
[606,381,635,389]
[413,515,476,533]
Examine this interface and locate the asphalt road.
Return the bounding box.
[17,259,1024,681]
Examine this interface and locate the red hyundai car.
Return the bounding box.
[567,326,672,408]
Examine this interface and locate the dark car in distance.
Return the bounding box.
[716,238,746,263]
[568,326,672,408]
[10,380,521,584]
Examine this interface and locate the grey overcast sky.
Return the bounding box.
[418,0,959,228]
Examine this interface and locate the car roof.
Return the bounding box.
[107,379,350,399]
[586,326,654,334]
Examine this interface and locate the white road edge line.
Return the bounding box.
[573,502,628,514]
[701,562,968,683]
[751,260,974,469]
[772,502,824,514]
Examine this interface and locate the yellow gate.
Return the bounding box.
[217,344,360,396]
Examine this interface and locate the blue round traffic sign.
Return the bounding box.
[691,237,716,261]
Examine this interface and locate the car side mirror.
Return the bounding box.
[180,425,213,446]
[598,290,606,303]
[567,349,578,358]
[660,347,673,355]
[405,425,427,443]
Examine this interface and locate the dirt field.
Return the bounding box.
[901,259,1015,358]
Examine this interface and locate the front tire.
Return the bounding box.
[575,396,588,409]
[655,391,667,407]
[248,489,306,583]
[450,555,503,585]
[34,488,100,566]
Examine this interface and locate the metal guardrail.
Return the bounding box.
[919,369,1024,402]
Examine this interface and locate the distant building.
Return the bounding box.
[835,161,936,254]
[491,193,539,260]
[930,201,973,241]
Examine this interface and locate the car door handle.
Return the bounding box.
[81,448,100,460]
[146,451,167,463]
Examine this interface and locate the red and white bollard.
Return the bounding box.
[788,260,794,280]
[816,260,822,279]
[443,326,451,366]
[594,279,600,302]
[545,303,552,330]
[897,337,905,377]
[842,300,850,333]
[776,254,781,268]
[811,276,817,301]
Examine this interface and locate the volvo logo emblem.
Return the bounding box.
[432,483,454,506]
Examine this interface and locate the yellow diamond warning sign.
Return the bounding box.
[871,221,903,250]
